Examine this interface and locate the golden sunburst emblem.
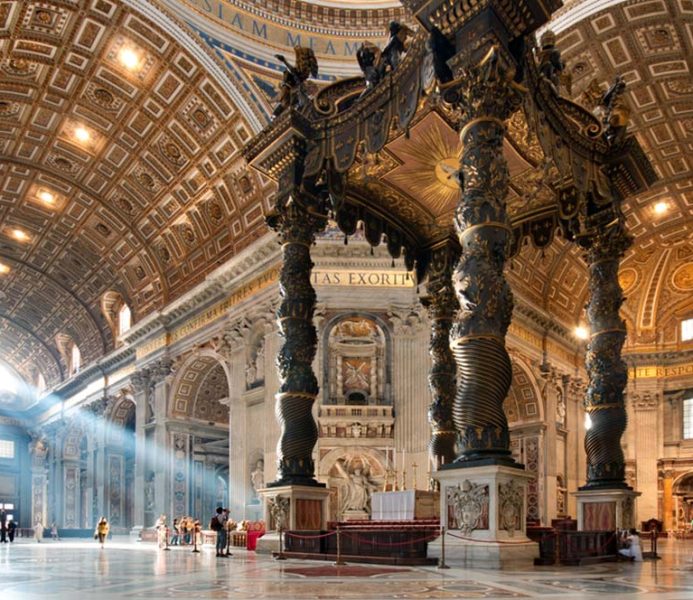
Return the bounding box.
[381,112,461,217]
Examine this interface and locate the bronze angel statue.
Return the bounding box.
[357,21,413,95]
[273,46,318,117]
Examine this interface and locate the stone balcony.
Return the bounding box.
[318,405,394,439]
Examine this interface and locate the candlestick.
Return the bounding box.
[411,462,418,491]
[401,468,407,491]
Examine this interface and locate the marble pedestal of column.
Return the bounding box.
[430,464,538,568]
[574,488,641,531]
[259,485,330,531]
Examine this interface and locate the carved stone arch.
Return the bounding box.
[504,357,545,426]
[169,350,231,423]
[109,393,136,428]
[321,311,393,406]
[100,290,133,341]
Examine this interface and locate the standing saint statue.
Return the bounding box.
[250,459,265,501]
[333,458,380,514]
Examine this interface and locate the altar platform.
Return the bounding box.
[281,518,440,565]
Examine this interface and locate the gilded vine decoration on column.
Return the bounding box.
[445,48,523,464]
[267,199,327,487]
[579,212,632,489]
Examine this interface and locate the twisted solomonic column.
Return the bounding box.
[580,215,632,489]
[421,249,459,468]
[268,199,326,487]
[448,49,523,466]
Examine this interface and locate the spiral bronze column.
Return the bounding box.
[421,246,459,468]
[447,50,523,466]
[267,200,326,487]
[579,215,632,489]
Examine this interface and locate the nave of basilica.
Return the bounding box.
[1,0,693,594]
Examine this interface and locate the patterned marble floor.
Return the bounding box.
[1,537,693,599]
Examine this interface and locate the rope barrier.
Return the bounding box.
[446,531,534,545]
[284,530,336,540]
[342,531,439,547]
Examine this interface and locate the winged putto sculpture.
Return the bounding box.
[273,46,319,117]
[357,21,413,96]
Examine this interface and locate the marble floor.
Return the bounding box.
[1,537,693,599]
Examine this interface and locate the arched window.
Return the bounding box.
[682,318,693,343]
[36,371,46,394]
[118,303,132,336]
[71,344,81,375]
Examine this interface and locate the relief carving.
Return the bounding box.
[447,480,489,535]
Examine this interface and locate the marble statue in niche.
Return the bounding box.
[329,454,383,517]
[245,338,266,390]
[250,458,265,501]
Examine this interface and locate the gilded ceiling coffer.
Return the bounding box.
[577,211,632,490]
[421,243,459,470]
[413,0,561,467]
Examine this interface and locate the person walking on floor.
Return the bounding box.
[33,520,44,543]
[95,517,109,549]
[50,522,59,541]
[211,507,227,557]
[0,508,7,543]
[7,519,16,543]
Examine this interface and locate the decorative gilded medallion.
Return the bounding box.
[672,262,693,292]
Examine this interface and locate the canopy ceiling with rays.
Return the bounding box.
[0,0,691,393]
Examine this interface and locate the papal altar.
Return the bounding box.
[371,490,439,521]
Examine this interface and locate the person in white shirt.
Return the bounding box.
[619,528,643,562]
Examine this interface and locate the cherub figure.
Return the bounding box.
[356,21,413,96]
[273,46,318,117]
[600,75,630,146]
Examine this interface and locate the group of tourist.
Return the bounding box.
[156,515,200,547]
[0,509,17,543]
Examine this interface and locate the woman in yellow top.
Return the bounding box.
[95,517,109,549]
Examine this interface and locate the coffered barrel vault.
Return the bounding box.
[0,0,274,386]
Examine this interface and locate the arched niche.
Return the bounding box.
[673,472,693,529]
[168,352,230,519]
[107,395,136,529]
[322,313,391,406]
[169,352,230,424]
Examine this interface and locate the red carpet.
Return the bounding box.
[284,565,409,577]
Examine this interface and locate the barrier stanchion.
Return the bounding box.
[226,527,233,557]
[163,527,171,551]
[334,525,346,566]
[438,525,449,569]
[276,526,286,561]
[192,527,200,553]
